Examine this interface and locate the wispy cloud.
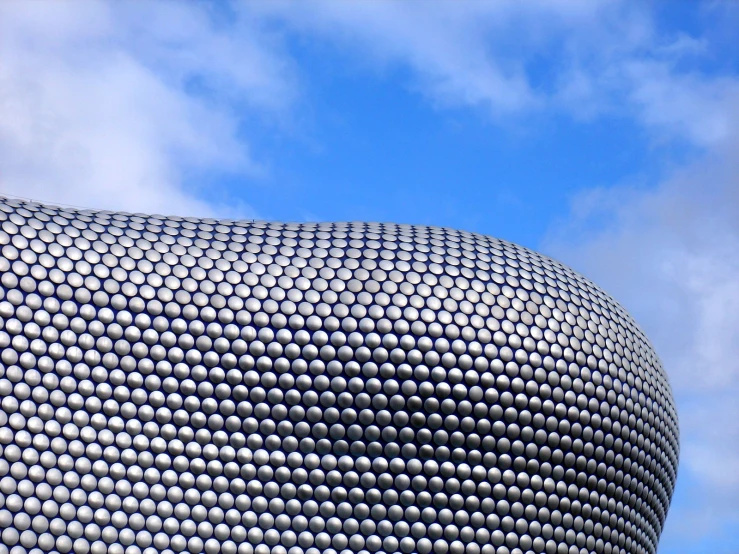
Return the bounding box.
[0,1,296,217]
[251,1,657,120]
[252,0,736,149]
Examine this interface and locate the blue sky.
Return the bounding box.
[1,1,739,552]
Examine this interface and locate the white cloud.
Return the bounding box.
[251,0,738,153]
[249,1,593,116]
[623,61,739,147]
[0,0,295,218]
[250,1,661,121]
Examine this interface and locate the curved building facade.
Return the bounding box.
[0,196,679,554]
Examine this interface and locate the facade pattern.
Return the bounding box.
[0,196,679,554]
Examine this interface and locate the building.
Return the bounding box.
[0,196,679,554]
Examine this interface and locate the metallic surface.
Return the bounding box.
[0,196,679,554]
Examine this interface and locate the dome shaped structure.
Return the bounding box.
[0,196,679,554]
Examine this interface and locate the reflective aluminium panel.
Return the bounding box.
[0,196,679,554]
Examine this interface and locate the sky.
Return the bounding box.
[1,1,738,552]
